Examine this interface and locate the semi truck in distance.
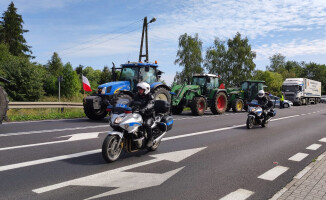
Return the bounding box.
[282,78,321,106]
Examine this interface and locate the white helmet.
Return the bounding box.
[137,82,150,95]
[258,90,265,98]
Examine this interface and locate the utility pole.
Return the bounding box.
[58,76,63,102]
[139,16,156,62]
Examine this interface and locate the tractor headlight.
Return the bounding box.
[114,117,123,124]
[101,87,107,94]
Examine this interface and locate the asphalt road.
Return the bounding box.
[1,104,326,200]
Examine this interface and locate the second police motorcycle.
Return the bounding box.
[102,96,173,162]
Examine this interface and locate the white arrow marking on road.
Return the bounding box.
[56,132,101,141]
[84,167,184,200]
[33,147,206,199]
[0,132,101,151]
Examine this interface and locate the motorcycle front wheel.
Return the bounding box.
[102,135,123,163]
[246,117,254,129]
[147,140,161,151]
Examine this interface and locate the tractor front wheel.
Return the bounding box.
[210,92,227,114]
[83,96,108,120]
[191,97,206,116]
[153,87,171,103]
[232,99,244,112]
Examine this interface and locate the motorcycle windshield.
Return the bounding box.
[112,98,131,114]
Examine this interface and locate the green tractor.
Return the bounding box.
[227,80,266,112]
[0,77,10,124]
[171,74,228,116]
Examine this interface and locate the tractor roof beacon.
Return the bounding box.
[83,17,171,120]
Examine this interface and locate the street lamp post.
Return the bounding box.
[139,16,156,62]
[58,76,63,102]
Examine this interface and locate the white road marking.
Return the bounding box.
[306,144,322,150]
[33,147,206,199]
[294,166,311,179]
[0,132,101,151]
[258,166,289,181]
[319,138,326,143]
[162,124,246,141]
[0,149,101,172]
[288,153,309,162]
[220,189,254,200]
[0,113,322,171]
[0,125,109,137]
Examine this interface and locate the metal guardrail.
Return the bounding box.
[8,102,83,109]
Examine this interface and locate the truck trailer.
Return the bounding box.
[282,78,321,106]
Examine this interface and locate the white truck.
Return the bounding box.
[282,78,321,106]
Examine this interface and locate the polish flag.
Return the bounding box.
[82,75,92,92]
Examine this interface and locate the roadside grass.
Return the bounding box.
[7,108,86,121]
[6,95,87,122]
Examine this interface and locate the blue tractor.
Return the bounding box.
[83,62,171,120]
[83,16,171,120]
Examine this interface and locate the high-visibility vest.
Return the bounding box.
[280,95,284,101]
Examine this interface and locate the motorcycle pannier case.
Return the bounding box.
[154,100,170,114]
[161,115,173,131]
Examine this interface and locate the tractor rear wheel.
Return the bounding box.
[191,97,206,116]
[210,92,227,114]
[172,106,184,115]
[232,99,244,112]
[0,86,9,124]
[153,87,171,103]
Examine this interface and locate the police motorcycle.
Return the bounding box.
[102,97,173,163]
[246,100,276,129]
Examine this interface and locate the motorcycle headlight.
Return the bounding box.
[114,117,123,124]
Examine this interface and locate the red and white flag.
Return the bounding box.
[82,75,92,92]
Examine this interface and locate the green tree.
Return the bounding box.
[302,62,326,94]
[0,46,44,101]
[43,52,64,96]
[266,53,285,72]
[99,66,112,84]
[61,62,80,97]
[205,33,256,86]
[0,2,32,58]
[175,33,203,81]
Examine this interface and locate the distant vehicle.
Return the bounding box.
[270,96,293,108]
[282,78,321,106]
[321,95,326,103]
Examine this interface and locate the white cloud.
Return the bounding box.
[254,39,326,60]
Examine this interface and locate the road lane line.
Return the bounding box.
[258,166,289,181]
[288,153,309,162]
[306,144,322,150]
[294,166,311,179]
[319,138,326,143]
[0,113,319,171]
[220,189,254,200]
[0,132,101,151]
[0,149,101,172]
[162,124,245,141]
[0,125,109,137]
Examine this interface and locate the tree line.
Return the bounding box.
[0,2,112,101]
[174,33,326,96]
[1,2,325,102]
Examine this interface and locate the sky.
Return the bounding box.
[1,0,326,85]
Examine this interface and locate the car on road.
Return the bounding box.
[270,96,293,108]
[321,95,326,103]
